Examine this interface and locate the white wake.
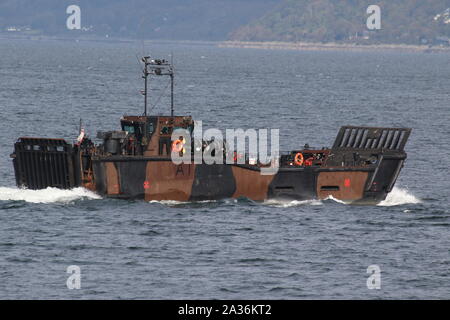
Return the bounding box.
[263,199,323,207]
[264,187,421,207]
[377,187,421,206]
[0,187,101,204]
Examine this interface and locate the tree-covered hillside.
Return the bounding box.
[0,0,277,40]
[1,0,449,45]
[229,0,450,45]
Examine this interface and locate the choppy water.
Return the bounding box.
[0,39,448,299]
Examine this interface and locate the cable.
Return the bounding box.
[148,79,171,114]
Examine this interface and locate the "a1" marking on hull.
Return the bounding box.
[175,164,191,176]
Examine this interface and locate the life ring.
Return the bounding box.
[294,152,304,166]
[172,139,184,153]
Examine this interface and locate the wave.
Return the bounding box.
[150,195,361,208]
[0,185,412,206]
[147,198,230,209]
[148,199,189,206]
[377,187,421,207]
[323,195,348,205]
[149,198,323,208]
[264,187,420,207]
[263,198,323,207]
[0,187,101,204]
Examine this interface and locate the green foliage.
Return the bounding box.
[229,0,450,45]
[0,0,448,44]
[0,0,278,40]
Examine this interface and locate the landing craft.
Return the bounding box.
[10,56,411,204]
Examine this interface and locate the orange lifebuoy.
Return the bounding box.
[172,139,184,153]
[294,152,304,166]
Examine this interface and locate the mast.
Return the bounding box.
[141,56,174,117]
[170,52,174,117]
[141,56,150,116]
[170,72,174,116]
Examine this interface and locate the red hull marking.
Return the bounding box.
[344,178,351,188]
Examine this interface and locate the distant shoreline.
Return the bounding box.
[219,40,450,53]
[1,34,449,53]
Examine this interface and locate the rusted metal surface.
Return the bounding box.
[317,171,369,201]
[145,161,195,201]
[231,166,274,201]
[105,162,120,195]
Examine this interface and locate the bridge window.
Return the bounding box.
[147,122,154,135]
[123,125,135,134]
